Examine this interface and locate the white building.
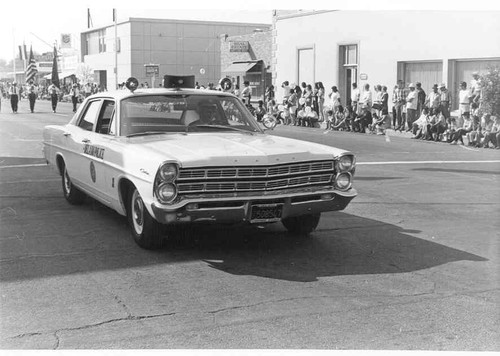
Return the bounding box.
[272,10,500,110]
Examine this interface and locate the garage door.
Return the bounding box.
[401,61,443,96]
[453,58,500,110]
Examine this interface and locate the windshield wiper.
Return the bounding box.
[126,131,170,138]
[191,124,257,134]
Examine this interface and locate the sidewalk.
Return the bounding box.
[272,122,414,139]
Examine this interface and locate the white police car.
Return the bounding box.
[43,75,357,249]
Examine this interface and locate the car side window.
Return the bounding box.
[96,100,115,135]
[78,100,102,132]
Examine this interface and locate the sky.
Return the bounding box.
[1,0,499,62]
[0,1,274,62]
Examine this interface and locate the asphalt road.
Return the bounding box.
[0,98,499,350]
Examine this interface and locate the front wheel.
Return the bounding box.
[128,187,162,249]
[282,213,321,236]
[62,164,85,205]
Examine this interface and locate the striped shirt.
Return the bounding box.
[393,87,406,104]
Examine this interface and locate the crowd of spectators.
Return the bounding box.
[2,74,498,149]
[249,72,499,149]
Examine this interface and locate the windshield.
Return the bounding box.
[119,94,262,136]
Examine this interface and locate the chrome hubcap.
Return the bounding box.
[64,168,71,194]
[131,190,144,234]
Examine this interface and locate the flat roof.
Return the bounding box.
[81,17,271,34]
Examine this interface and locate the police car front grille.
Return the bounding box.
[178,161,334,180]
[176,160,335,194]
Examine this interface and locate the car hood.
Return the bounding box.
[121,133,348,167]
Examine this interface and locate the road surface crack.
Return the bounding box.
[53,331,60,350]
[8,311,177,344]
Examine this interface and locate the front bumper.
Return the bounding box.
[151,188,357,225]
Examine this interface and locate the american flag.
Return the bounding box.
[25,46,38,83]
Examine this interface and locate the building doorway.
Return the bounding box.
[338,44,358,107]
[344,66,357,106]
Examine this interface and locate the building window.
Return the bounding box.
[84,36,89,56]
[344,45,357,66]
[98,30,106,53]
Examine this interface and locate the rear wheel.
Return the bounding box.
[62,163,85,205]
[282,213,321,236]
[128,186,162,249]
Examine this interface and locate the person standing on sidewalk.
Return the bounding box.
[405,83,418,131]
[84,83,92,98]
[8,82,19,113]
[425,84,440,111]
[351,82,360,117]
[392,80,406,131]
[27,82,37,113]
[416,82,426,116]
[470,71,481,104]
[70,83,80,113]
[48,83,60,113]
[241,81,252,105]
[439,83,452,121]
[458,81,471,119]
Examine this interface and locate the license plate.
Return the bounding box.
[250,203,283,223]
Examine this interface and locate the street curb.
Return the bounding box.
[272,124,415,139]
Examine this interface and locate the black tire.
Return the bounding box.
[282,213,321,236]
[62,163,85,205]
[127,186,162,249]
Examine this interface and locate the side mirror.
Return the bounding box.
[261,114,277,130]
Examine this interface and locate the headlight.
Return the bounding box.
[158,163,178,182]
[337,155,355,172]
[156,183,177,203]
[335,172,352,190]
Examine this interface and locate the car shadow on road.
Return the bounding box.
[0,193,488,283]
[177,213,488,282]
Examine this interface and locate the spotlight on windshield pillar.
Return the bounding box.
[125,77,139,92]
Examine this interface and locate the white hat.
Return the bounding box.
[409,83,415,88]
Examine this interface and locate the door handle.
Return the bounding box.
[63,132,71,137]
[82,138,91,143]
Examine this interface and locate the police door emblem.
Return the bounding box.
[90,162,96,183]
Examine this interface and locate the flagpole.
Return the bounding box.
[12,27,16,81]
[114,8,118,90]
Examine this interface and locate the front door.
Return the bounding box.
[73,99,105,195]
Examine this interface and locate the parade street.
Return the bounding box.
[0,99,499,350]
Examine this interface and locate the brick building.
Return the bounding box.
[220,29,272,100]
